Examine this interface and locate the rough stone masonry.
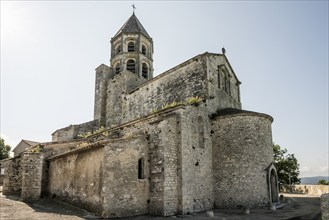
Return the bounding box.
[3,12,279,218]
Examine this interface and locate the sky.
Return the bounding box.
[0,1,328,177]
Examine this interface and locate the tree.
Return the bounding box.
[0,137,11,160]
[318,179,329,185]
[273,144,300,185]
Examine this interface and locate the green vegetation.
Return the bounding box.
[186,96,203,105]
[30,144,43,153]
[318,179,329,185]
[161,101,184,110]
[154,96,204,113]
[78,126,109,138]
[273,144,300,185]
[0,137,11,160]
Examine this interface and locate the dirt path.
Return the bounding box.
[0,194,96,220]
[0,193,322,220]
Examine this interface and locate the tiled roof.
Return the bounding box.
[113,13,151,39]
[22,139,40,146]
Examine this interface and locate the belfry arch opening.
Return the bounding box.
[128,42,135,52]
[142,63,148,78]
[127,59,136,73]
[142,45,147,55]
[115,44,121,55]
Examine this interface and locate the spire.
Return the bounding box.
[113,13,151,39]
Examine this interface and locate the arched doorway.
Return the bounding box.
[270,168,279,203]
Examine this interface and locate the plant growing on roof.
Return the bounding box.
[186,96,203,105]
[30,144,43,153]
[78,126,109,138]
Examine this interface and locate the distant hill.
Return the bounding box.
[300,176,329,184]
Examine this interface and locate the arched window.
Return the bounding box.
[126,59,135,73]
[142,45,147,55]
[224,75,227,92]
[142,63,148,78]
[115,44,121,55]
[128,42,135,52]
[138,158,144,179]
[114,62,120,74]
[237,83,241,102]
[217,66,221,89]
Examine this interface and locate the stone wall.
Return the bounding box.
[0,159,10,185]
[103,53,242,129]
[178,105,214,214]
[102,135,151,217]
[52,120,99,142]
[3,156,23,195]
[101,108,180,217]
[281,184,329,196]
[3,153,45,201]
[321,193,329,220]
[20,153,44,201]
[42,140,86,158]
[94,64,112,126]
[205,54,241,112]
[158,113,180,216]
[211,110,274,208]
[105,56,207,128]
[105,70,146,127]
[100,105,213,217]
[48,144,104,216]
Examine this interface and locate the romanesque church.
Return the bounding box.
[3,13,279,218]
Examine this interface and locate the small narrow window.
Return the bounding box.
[198,116,204,149]
[237,84,241,102]
[217,66,221,89]
[142,45,146,55]
[142,63,148,78]
[224,75,228,92]
[127,59,135,73]
[128,42,135,52]
[138,158,144,179]
[227,78,231,95]
[116,44,121,54]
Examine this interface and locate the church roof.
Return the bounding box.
[212,108,274,122]
[113,13,151,39]
[12,139,40,153]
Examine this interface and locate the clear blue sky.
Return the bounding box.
[1,1,328,177]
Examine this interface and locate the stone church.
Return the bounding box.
[3,13,279,218]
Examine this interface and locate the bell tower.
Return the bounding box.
[110,13,154,79]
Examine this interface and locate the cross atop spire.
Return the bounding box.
[132,4,136,14]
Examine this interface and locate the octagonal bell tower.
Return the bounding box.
[110,12,154,79]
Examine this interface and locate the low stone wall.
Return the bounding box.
[321,193,329,220]
[3,156,23,196]
[52,119,99,142]
[48,144,104,216]
[20,153,44,201]
[281,184,329,196]
[3,153,44,201]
